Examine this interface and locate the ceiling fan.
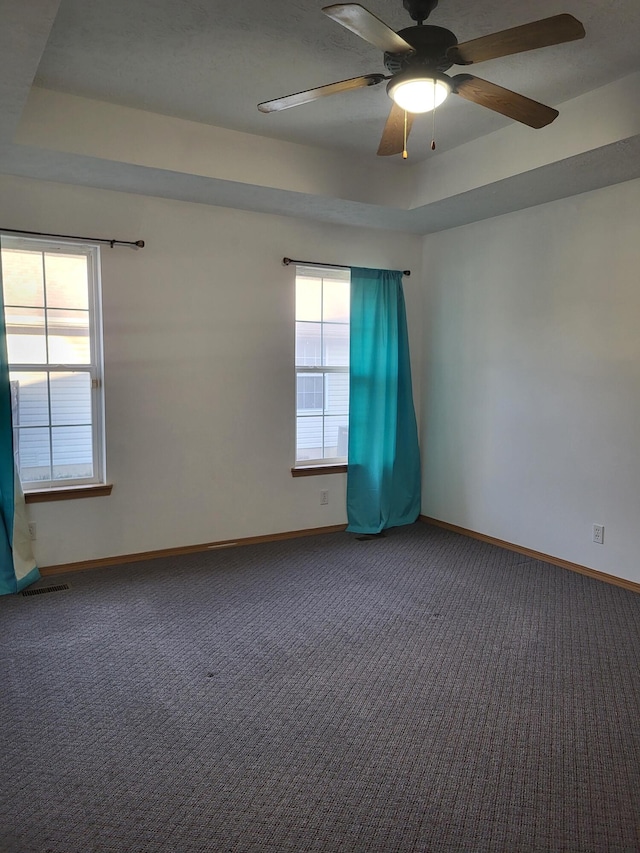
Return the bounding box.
[257,1,585,156]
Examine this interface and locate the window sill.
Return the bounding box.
[24,484,113,504]
[291,464,347,478]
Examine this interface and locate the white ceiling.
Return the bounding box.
[2,0,640,233]
[33,0,640,157]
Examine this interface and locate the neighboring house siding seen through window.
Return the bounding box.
[295,265,350,466]
[0,236,105,490]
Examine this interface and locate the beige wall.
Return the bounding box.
[1,175,422,567]
[420,177,640,585]
[6,169,640,585]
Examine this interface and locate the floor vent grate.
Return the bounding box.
[22,583,70,597]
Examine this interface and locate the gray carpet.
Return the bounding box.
[1,523,639,852]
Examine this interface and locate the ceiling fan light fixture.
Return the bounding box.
[387,73,451,113]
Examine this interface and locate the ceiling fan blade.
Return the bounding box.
[448,14,585,65]
[377,103,415,156]
[322,4,414,54]
[453,74,558,128]
[258,73,385,113]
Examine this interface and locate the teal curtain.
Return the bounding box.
[346,267,421,534]
[0,238,39,595]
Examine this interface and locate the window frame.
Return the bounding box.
[294,264,350,469]
[0,234,106,492]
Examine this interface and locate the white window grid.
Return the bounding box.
[294,266,350,466]
[1,235,105,489]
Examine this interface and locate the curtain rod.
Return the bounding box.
[0,227,144,249]
[283,257,410,276]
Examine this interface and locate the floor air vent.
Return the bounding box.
[22,583,70,597]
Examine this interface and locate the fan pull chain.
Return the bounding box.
[402,109,408,159]
[431,79,437,151]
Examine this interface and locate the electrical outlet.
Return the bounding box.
[320,489,329,506]
[28,522,37,540]
[593,524,604,545]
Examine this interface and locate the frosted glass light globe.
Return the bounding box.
[388,76,451,114]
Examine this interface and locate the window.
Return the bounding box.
[295,265,350,466]
[0,235,105,490]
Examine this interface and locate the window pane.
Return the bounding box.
[323,279,349,323]
[52,425,94,481]
[47,308,90,364]
[325,372,349,416]
[45,253,89,309]
[5,307,47,363]
[9,372,49,427]
[323,323,350,367]
[295,277,322,322]
[295,322,321,367]
[324,416,349,459]
[50,372,92,426]
[296,415,323,462]
[296,374,323,412]
[0,249,44,307]
[16,427,51,484]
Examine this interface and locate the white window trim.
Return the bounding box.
[294,265,350,468]
[1,234,106,491]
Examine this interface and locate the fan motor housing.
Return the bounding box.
[384,26,458,74]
